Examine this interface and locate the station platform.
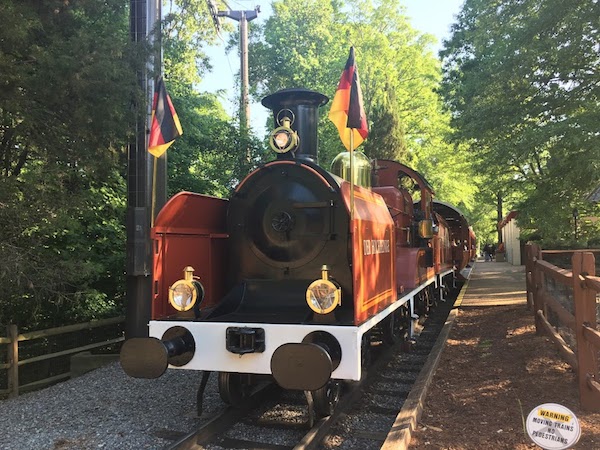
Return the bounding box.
[457,258,527,307]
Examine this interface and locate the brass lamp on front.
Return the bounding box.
[306,265,342,315]
[168,266,205,312]
[269,109,299,154]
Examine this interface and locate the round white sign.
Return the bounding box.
[526,403,581,450]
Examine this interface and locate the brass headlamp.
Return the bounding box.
[168,266,205,312]
[269,109,299,154]
[306,265,341,315]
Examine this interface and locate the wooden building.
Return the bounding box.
[498,211,522,265]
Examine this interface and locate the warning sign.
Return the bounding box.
[526,403,581,450]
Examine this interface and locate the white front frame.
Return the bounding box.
[149,270,456,381]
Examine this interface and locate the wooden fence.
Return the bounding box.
[525,244,600,411]
[0,316,124,399]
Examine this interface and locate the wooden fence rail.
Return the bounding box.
[0,316,125,399]
[525,244,600,411]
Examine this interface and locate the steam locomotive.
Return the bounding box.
[120,88,475,417]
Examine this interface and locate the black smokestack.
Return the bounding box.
[261,88,328,164]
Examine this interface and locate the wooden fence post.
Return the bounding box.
[531,244,544,334]
[572,251,600,411]
[7,324,19,398]
[525,244,534,311]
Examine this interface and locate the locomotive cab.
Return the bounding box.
[372,159,438,289]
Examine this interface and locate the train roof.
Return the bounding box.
[433,200,468,226]
[373,159,434,192]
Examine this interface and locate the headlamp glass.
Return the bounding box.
[274,130,291,149]
[306,279,340,314]
[169,280,197,312]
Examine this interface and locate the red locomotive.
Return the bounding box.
[120,88,474,416]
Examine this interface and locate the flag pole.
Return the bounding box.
[151,155,158,227]
[350,131,355,222]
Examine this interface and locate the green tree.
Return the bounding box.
[441,0,600,244]
[366,86,407,161]
[0,0,262,329]
[0,0,136,328]
[161,0,262,197]
[0,0,136,176]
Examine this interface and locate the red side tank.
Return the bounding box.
[151,192,229,319]
[339,182,397,324]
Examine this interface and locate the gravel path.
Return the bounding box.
[0,363,224,450]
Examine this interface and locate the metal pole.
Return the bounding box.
[153,0,168,216]
[125,0,160,339]
[240,13,249,133]
[350,133,355,222]
[218,7,259,134]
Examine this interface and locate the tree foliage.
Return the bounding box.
[0,0,137,328]
[0,0,265,329]
[0,0,137,176]
[441,0,600,244]
[161,0,262,197]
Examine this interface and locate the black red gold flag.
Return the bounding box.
[148,76,183,157]
[328,47,369,150]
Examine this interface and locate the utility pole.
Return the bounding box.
[126,0,162,339]
[217,6,259,137]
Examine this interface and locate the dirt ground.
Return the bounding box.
[410,304,600,449]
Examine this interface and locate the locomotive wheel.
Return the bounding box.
[218,372,252,406]
[311,380,342,417]
[382,309,403,346]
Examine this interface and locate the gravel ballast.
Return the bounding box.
[0,363,224,450]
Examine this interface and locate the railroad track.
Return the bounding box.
[163,371,366,449]
[161,282,463,450]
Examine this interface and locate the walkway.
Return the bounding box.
[381,259,530,449]
[407,259,600,449]
[458,259,527,307]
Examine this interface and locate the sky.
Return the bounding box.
[200,0,465,133]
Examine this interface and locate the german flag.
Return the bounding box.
[329,47,368,150]
[148,76,183,157]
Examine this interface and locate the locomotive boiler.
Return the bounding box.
[120,88,471,416]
